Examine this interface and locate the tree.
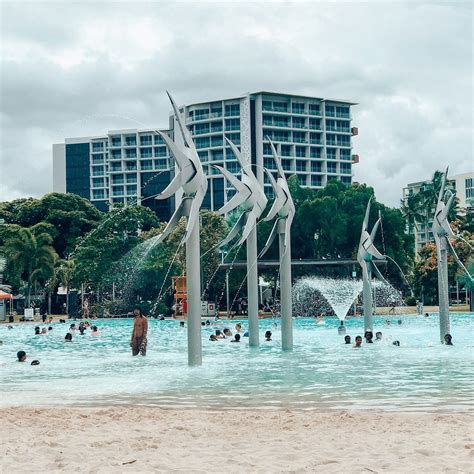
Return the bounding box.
[400,192,423,236]
[4,227,58,306]
[457,257,474,311]
[56,259,76,314]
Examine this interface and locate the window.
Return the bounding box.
[296,160,307,171]
[309,103,320,115]
[341,176,351,185]
[225,118,240,131]
[336,106,350,118]
[309,118,321,130]
[224,104,240,117]
[340,163,352,174]
[124,135,136,146]
[337,135,351,147]
[112,186,124,197]
[292,117,306,129]
[282,159,292,171]
[195,123,210,135]
[210,121,223,132]
[198,151,209,162]
[293,131,306,143]
[327,148,337,160]
[112,175,124,184]
[110,136,121,147]
[140,135,152,146]
[125,162,137,171]
[263,143,272,155]
[292,102,305,114]
[340,149,351,160]
[92,189,105,199]
[226,133,240,145]
[310,147,322,158]
[211,150,224,161]
[295,146,306,157]
[110,163,121,172]
[141,160,153,170]
[211,135,223,147]
[141,147,152,158]
[92,142,104,152]
[126,174,137,183]
[92,154,104,164]
[154,147,167,157]
[311,162,322,173]
[281,144,292,156]
[226,162,239,173]
[110,149,121,159]
[195,137,210,149]
[126,185,137,195]
[466,178,473,199]
[125,149,137,158]
[264,158,276,170]
[154,134,165,145]
[92,178,104,187]
[154,159,168,169]
[310,133,321,144]
[194,108,209,120]
[327,162,337,174]
[311,175,322,186]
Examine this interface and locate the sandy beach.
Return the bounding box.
[1,407,473,473]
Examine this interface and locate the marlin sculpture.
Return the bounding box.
[213,138,267,347]
[432,168,473,342]
[154,92,208,244]
[258,139,295,350]
[213,138,267,247]
[154,92,208,366]
[358,197,387,331]
[259,139,295,259]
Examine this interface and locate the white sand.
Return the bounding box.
[1,407,473,473]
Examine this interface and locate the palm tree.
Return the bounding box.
[457,257,474,312]
[4,228,57,307]
[56,259,75,315]
[400,193,423,235]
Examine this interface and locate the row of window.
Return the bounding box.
[189,103,240,121]
[109,135,166,147]
[262,100,322,116]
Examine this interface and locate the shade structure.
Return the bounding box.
[0,290,13,300]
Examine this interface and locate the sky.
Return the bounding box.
[0,1,472,207]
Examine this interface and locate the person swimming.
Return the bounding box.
[17,350,27,362]
[364,331,374,343]
[48,326,53,332]
[397,319,402,325]
[180,321,185,328]
[344,335,351,344]
[34,326,40,335]
[392,340,400,346]
[375,331,382,341]
[64,333,72,342]
[337,320,346,335]
[90,326,100,336]
[353,336,362,348]
[235,323,242,333]
[231,334,241,343]
[209,334,218,341]
[424,312,429,317]
[444,334,454,346]
[215,330,224,339]
[265,330,272,341]
[41,327,47,335]
[223,328,232,337]
[205,320,211,326]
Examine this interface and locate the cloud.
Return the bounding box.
[0,1,472,206]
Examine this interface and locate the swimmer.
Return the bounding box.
[235,323,242,333]
[201,321,205,326]
[243,331,249,337]
[375,331,382,341]
[397,319,402,325]
[64,333,72,342]
[338,320,346,335]
[272,322,278,329]
[79,327,86,335]
[385,320,391,326]
[424,312,429,317]
[48,326,53,332]
[41,327,47,335]
[392,340,400,347]
[344,335,351,344]
[444,334,453,346]
[223,328,232,337]
[209,334,218,341]
[215,330,224,339]
[8,325,13,329]
[17,350,27,362]
[69,324,76,335]
[364,331,374,343]
[34,326,40,335]
[265,330,272,342]
[90,326,100,336]
[231,334,241,343]
[353,336,362,348]
[180,321,185,328]
[31,360,40,366]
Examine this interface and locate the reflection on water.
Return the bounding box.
[0,315,473,411]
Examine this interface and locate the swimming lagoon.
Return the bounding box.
[1,314,472,411]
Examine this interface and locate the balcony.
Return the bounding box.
[352,154,360,164]
[187,112,223,123]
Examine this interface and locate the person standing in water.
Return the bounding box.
[130,307,148,356]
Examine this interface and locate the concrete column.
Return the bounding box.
[438,236,450,343]
[247,223,259,347]
[184,199,202,366]
[363,266,373,332]
[279,222,293,351]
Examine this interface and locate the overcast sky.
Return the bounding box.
[0,1,472,207]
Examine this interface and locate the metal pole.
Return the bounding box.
[184,199,202,365]
[363,267,373,332]
[112,282,115,302]
[438,236,450,343]
[247,224,259,347]
[226,270,230,317]
[279,222,293,351]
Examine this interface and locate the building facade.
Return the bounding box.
[53,91,359,217]
[402,171,474,253]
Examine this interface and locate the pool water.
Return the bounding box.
[1,315,473,411]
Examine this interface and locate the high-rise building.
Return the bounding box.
[402,171,474,253]
[53,91,358,217]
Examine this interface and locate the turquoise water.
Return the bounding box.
[1,315,473,411]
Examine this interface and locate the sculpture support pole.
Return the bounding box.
[279,222,293,351]
[247,224,259,347]
[438,236,450,343]
[363,267,373,332]
[185,199,202,366]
